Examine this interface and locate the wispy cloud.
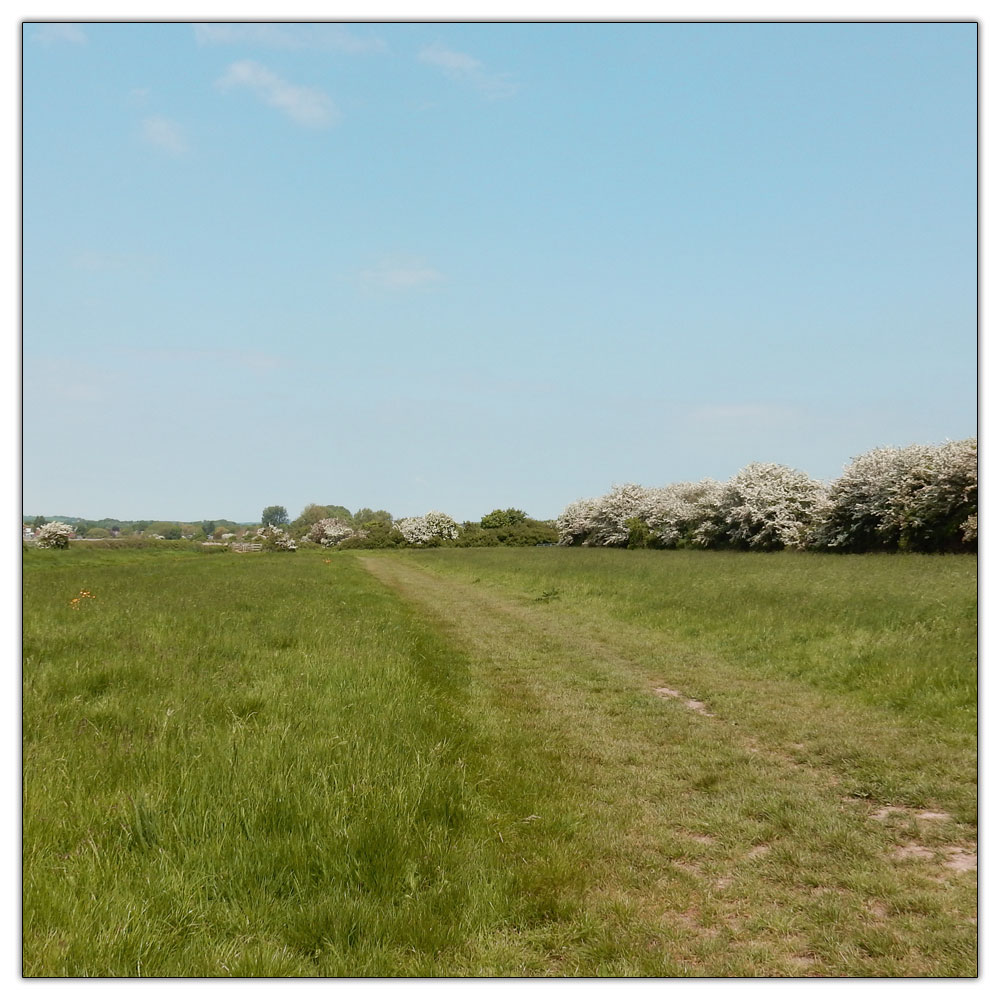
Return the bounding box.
[418,42,517,99]
[33,23,87,46]
[141,116,189,156]
[195,23,385,54]
[358,258,444,291]
[217,60,338,128]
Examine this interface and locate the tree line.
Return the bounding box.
[555,440,977,554]
[28,438,977,555]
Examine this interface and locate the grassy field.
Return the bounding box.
[22,545,977,976]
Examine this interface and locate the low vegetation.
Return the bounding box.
[23,545,976,976]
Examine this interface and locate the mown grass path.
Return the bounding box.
[357,552,977,977]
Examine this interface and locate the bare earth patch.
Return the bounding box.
[653,687,714,716]
[942,847,977,873]
[871,804,953,823]
[891,843,977,875]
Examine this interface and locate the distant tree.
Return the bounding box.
[642,480,725,549]
[35,521,73,549]
[290,503,330,537]
[563,484,650,547]
[85,527,110,539]
[32,515,46,530]
[201,521,216,537]
[307,518,357,547]
[261,505,289,527]
[815,439,977,553]
[252,524,297,551]
[352,507,393,528]
[147,521,182,540]
[481,508,528,529]
[713,463,828,551]
[556,497,604,546]
[395,511,459,546]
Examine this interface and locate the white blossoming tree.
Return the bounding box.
[641,480,725,548]
[555,497,603,546]
[587,484,652,547]
[395,511,459,545]
[555,439,977,554]
[34,521,74,549]
[306,518,357,547]
[896,438,977,551]
[818,440,977,552]
[253,523,297,551]
[716,462,829,551]
[555,486,656,547]
[961,513,977,544]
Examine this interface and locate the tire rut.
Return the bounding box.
[356,554,977,885]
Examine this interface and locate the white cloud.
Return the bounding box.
[33,23,87,46]
[418,42,517,99]
[419,43,483,74]
[217,60,338,128]
[358,258,444,291]
[141,116,188,156]
[194,23,385,54]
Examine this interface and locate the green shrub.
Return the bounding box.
[480,508,528,529]
[625,517,654,549]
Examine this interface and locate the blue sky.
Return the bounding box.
[22,20,977,523]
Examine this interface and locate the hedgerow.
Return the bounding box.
[556,439,976,554]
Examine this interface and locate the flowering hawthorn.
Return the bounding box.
[642,480,725,548]
[557,467,825,551]
[715,463,829,551]
[395,511,459,545]
[556,440,975,554]
[34,521,73,549]
[555,497,604,546]
[586,483,652,547]
[252,524,297,551]
[306,518,358,547]
[817,439,977,552]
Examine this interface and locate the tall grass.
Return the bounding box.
[413,548,977,732]
[23,549,535,975]
[23,546,977,976]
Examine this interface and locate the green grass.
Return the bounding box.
[415,548,977,730]
[24,548,514,975]
[23,546,977,976]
